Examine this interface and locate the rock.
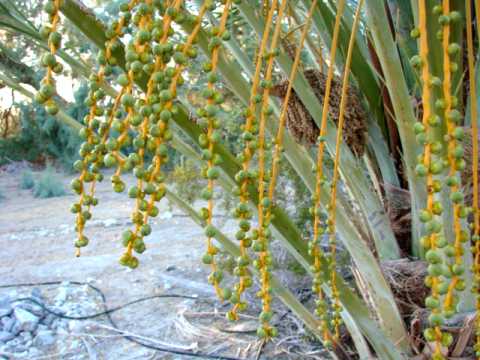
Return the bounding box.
[0,296,11,316]
[1,317,15,333]
[49,321,58,331]
[83,338,98,359]
[160,211,173,220]
[13,308,39,332]
[33,330,55,348]
[19,331,32,342]
[31,288,43,301]
[10,321,21,336]
[68,320,84,333]
[29,347,41,356]
[14,302,44,317]
[103,218,119,227]
[36,324,49,332]
[55,286,69,304]
[0,305,12,318]
[14,352,28,358]
[38,230,48,237]
[30,289,45,306]
[4,336,24,351]
[55,321,68,332]
[41,314,56,328]
[0,296,8,306]
[0,331,14,343]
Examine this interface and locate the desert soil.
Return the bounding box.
[0,163,318,360]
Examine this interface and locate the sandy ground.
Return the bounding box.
[0,165,271,359]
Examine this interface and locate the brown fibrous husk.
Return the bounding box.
[271,69,367,156]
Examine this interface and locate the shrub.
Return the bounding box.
[32,167,66,199]
[168,159,203,204]
[20,170,35,190]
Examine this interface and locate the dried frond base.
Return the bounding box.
[383,127,479,253]
[383,183,412,255]
[381,259,428,317]
[271,69,367,156]
[381,259,477,358]
[461,127,480,206]
[411,309,477,358]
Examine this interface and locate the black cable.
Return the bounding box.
[0,281,248,360]
[11,294,199,320]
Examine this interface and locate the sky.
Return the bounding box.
[1,76,77,109]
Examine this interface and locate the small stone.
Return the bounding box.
[68,320,83,333]
[0,331,14,343]
[0,296,10,307]
[10,321,21,336]
[159,211,173,220]
[5,336,23,350]
[1,317,15,333]
[36,324,48,332]
[14,308,39,332]
[19,331,32,342]
[103,218,119,227]
[40,314,55,328]
[31,288,43,301]
[14,302,44,317]
[28,347,41,357]
[33,330,55,348]
[0,306,13,318]
[55,286,69,304]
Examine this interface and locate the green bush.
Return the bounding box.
[20,170,35,189]
[0,84,88,169]
[32,167,66,199]
[168,159,203,204]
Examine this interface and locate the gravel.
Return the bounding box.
[13,308,40,332]
[0,284,102,357]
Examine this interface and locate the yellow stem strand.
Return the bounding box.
[266,0,318,203]
[256,0,288,329]
[418,0,443,355]
[327,0,364,340]
[310,0,345,342]
[467,0,480,355]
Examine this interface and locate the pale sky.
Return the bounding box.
[0,75,77,108]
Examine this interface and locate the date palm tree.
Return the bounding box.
[1,0,479,358]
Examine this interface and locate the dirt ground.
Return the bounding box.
[0,164,320,360]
